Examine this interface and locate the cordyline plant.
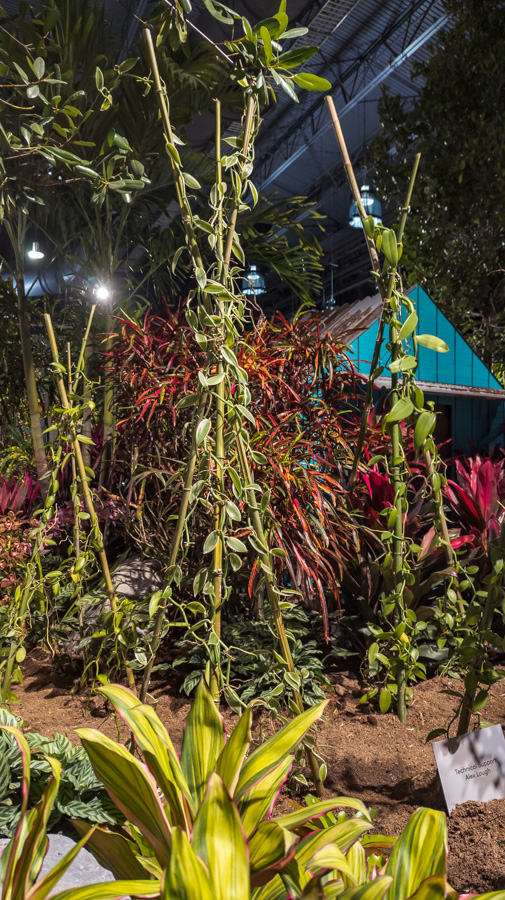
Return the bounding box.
[3,682,505,900]
[132,0,333,793]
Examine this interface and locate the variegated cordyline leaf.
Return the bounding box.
[77,729,171,867]
[192,773,249,900]
[384,808,447,900]
[100,684,193,827]
[180,680,226,808]
[236,701,327,799]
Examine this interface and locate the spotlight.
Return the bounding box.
[94,284,111,301]
[28,242,44,260]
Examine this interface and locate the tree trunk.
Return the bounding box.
[16,277,49,495]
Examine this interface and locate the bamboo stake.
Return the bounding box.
[142,32,323,794]
[210,99,225,701]
[44,314,136,692]
[327,95,420,494]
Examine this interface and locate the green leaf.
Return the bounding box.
[308,842,357,882]
[32,57,45,79]
[272,70,298,102]
[204,531,220,554]
[249,821,296,884]
[334,878,393,900]
[0,752,10,801]
[47,881,161,900]
[180,680,225,806]
[293,73,331,92]
[201,0,237,24]
[239,757,292,836]
[162,827,213,899]
[398,311,418,340]
[166,142,181,166]
[385,808,447,900]
[227,536,248,554]
[386,397,414,423]
[192,773,249,900]
[381,229,398,268]
[379,689,391,713]
[416,334,450,353]
[182,172,201,190]
[388,355,417,374]
[225,499,241,521]
[260,26,272,64]
[282,27,309,39]
[414,412,436,449]
[274,796,371,830]
[237,701,327,798]
[71,821,150,882]
[196,419,211,445]
[196,267,207,289]
[76,729,171,866]
[473,689,489,713]
[278,47,318,68]
[215,708,252,795]
[118,57,138,74]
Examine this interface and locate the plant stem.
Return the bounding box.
[457,517,505,735]
[389,318,407,723]
[44,313,136,692]
[140,394,208,703]
[424,445,465,616]
[232,423,324,797]
[5,214,49,496]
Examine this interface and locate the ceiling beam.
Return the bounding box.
[260,12,448,190]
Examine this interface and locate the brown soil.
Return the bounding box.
[13,650,505,894]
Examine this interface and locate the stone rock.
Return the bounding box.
[61,555,164,655]
[111,556,164,600]
[0,834,112,889]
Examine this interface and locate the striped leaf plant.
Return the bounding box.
[73,681,371,890]
[3,686,505,899]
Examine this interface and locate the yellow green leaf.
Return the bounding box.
[237,701,327,798]
[215,708,252,795]
[180,679,225,806]
[162,827,213,899]
[193,773,249,900]
[385,808,447,900]
[77,728,171,866]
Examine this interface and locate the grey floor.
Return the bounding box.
[0,834,113,889]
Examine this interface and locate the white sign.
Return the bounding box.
[432,724,505,813]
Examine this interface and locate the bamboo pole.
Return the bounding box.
[210,99,225,701]
[44,314,136,692]
[326,96,420,494]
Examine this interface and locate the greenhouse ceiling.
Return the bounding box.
[1,0,448,311]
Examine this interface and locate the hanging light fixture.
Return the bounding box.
[242,263,266,296]
[27,241,44,260]
[349,184,382,229]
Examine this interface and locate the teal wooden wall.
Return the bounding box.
[348,286,505,454]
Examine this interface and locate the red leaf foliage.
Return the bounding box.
[105,305,380,624]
